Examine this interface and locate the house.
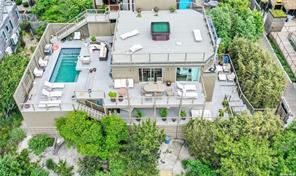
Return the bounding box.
[14,3,246,138]
[0,0,21,59]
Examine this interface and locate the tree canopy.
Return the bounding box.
[56,111,128,159]
[210,0,263,50]
[228,37,286,108]
[32,0,93,23]
[185,111,285,175]
[0,54,28,118]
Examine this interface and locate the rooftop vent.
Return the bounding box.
[151,22,170,41]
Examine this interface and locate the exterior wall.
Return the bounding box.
[87,22,115,36]
[202,72,216,101]
[22,111,70,136]
[112,67,140,82]
[0,3,21,59]
[135,0,177,10]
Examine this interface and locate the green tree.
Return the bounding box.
[0,54,28,118]
[28,134,54,155]
[56,111,104,157]
[228,37,286,108]
[182,159,216,176]
[0,150,48,176]
[125,119,165,176]
[56,112,128,159]
[215,136,275,176]
[184,119,220,166]
[273,121,296,175]
[78,157,102,176]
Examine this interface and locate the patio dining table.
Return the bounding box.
[143,83,166,93]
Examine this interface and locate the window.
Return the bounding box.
[176,67,200,82]
[15,11,20,19]
[2,31,7,40]
[139,68,162,82]
[9,20,13,29]
[5,25,9,32]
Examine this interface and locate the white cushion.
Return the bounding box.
[44,81,64,89]
[227,73,235,81]
[193,29,203,42]
[33,68,43,77]
[120,29,139,40]
[218,73,227,81]
[128,44,143,54]
[73,32,81,40]
[216,65,223,72]
[183,84,197,91]
[114,79,127,88]
[128,79,134,88]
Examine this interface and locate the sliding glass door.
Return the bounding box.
[176,67,200,82]
[139,68,162,82]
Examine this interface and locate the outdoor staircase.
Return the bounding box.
[55,9,112,41]
[228,92,248,115]
[76,102,105,120]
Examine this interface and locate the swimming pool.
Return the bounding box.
[179,0,192,9]
[50,48,80,83]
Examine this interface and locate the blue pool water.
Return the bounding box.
[50,48,80,83]
[179,0,192,9]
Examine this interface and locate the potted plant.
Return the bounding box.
[134,109,143,121]
[169,6,176,13]
[180,110,187,120]
[90,35,96,43]
[153,6,159,16]
[222,98,229,107]
[108,91,117,102]
[136,8,142,17]
[166,80,172,87]
[160,108,168,121]
[218,109,225,117]
[118,95,124,102]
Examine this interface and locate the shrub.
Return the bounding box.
[228,37,286,108]
[169,6,176,13]
[180,110,187,118]
[134,110,144,118]
[46,158,56,170]
[108,91,117,98]
[8,127,25,145]
[90,35,96,42]
[54,160,73,176]
[28,134,54,155]
[16,0,22,5]
[22,0,29,7]
[159,108,168,117]
[78,157,101,176]
[182,159,216,176]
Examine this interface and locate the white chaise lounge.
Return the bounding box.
[128,44,143,54]
[120,29,139,40]
[38,57,48,67]
[193,29,203,42]
[73,32,81,40]
[33,68,44,77]
[44,81,65,89]
[38,100,62,108]
[42,89,63,98]
[177,89,198,98]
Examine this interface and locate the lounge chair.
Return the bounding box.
[227,72,235,81]
[128,44,143,54]
[218,72,227,81]
[44,81,65,89]
[215,65,223,72]
[38,100,62,108]
[38,57,48,67]
[177,89,198,98]
[42,89,63,98]
[114,79,127,88]
[193,29,203,42]
[120,29,139,40]
[33,68,44,77]
[183,84,197,91]
[79,55,91,64]
[73,32,81,40]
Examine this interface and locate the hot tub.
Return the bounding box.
[151,22,170,41]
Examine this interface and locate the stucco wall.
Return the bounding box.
[135,0,177,10]
[202,72,216,101]
[88,22,115,36]
[163,67,176,82]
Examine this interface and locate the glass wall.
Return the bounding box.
[139,68,162,82]
[176,67,200,82]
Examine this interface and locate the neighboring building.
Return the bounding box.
[15,4,246,138]
[93,0,200,11]
[269,0,296,16]
[0,0,21,59]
